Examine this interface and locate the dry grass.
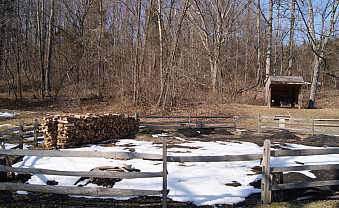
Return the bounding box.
[255,200,339,208]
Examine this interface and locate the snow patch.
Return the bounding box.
[11,139,339,206]
[0,112,18,117]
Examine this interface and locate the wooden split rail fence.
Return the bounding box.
[0,142,169,208]
[136,113,237,129]
[137,113,339,135]
[0,120,39,149]
[261,139,339,204]
[1,140,338,205]
[258,114,339,135]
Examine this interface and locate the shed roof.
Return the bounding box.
[268,76,304,84]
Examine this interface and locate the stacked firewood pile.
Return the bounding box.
[41,114,139,149]
[41,116,60,148]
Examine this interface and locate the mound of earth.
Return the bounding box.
[178,128,233,138]
[178,128,202,137]
[214,129,233,135]
[267,130,301,142]
[304,134,339,146]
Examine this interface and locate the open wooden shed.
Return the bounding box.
[265,76,304,109]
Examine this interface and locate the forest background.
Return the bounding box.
[0,0,338,112]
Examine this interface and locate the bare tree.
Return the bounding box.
[156,0,165,107]
[296,0,339,108]
[265,0,273,106]
[188,0,249,94]
[256,0,261,85]
[133,0,142,106]
[46,0,55,97]
[36,0,46,99]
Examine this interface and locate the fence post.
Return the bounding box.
[1,142,13,179]
[258,113,261,132]
[261,139,271,204]
[19,121,24,149]
[162,141,167,208]
[312,116,315,136]
[33,119,38,147]
[188,113,191,128]
[0,143,7,181]
[135,113,139,120]
[234,113,237,130]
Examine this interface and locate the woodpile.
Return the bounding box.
[41,116,59,148]
[40,114,139,149]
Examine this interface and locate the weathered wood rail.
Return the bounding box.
[261,139,339,204]
[137,113,339,135]
[0,120,39,149]
[258,114,339,135]
[136,113,237,129]
[0,142,169,208]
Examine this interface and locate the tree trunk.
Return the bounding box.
[97,0,103,97]
[46,0,54,97]
[265,0,273,106]
[16,38,22,100]
[157,0,165,108]
[37,0,45,99]
[265,0,273,78]
[306,0,339,109]
[274,0,280,76]
[308,54,321,109]
[133,0,141,106]
[256,0,261,85]
[287,0,295,76]
[211,57,218,94]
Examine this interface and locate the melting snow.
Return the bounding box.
[0,112,18,117]
[12,138,339,206]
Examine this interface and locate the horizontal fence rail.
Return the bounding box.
[0,183,162,197]
[0,149,163,160]
[167,154,262,162]
[0,165,163,179]
[270,180,339,191]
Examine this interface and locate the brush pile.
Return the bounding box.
[41,114,139,149]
